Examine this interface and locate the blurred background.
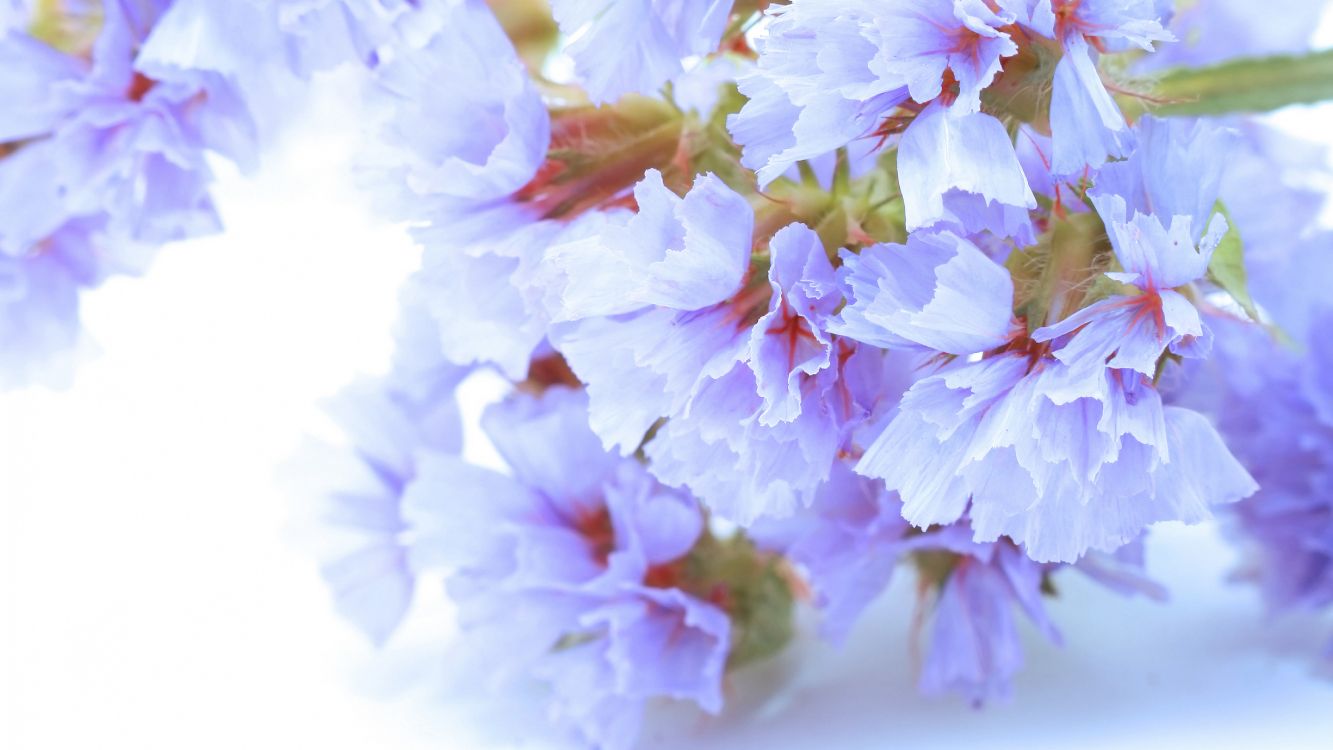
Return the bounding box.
[5,15,1333,750]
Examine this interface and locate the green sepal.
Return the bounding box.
[1006,211,1112,332]
[1206,202,1261,322]
[682,533,796,670]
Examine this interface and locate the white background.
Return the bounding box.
[6,32,1333,750]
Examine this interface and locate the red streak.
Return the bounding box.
[127,72,155,103]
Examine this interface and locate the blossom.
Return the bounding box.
[897,103,1038,243]
[918,538,1060,705]
[288,299,468,645]
[360,0,561,378]
[1031,196,1224,377]
[840,210,1253,561]
[1144,0,1322,69]
[1036,0,1174,174]
[0,0,263,386]
[1168,312,1333,656]
[139,0,441,79]
[832,229,1017,354]
[0,222,100,389]
[918,534,1164,704]
[728,0,1038,240]
[756,462,1167,701]
[549,0,732,104]
[542,169,752,321]
[401,386,731,750]
[748,462,938,644]
[548,171,889,523]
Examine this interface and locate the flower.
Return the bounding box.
[1170,314,1333,656]
[897,103,1038,244]
[549,0,732,105]
[755,463,1166,702]
[831,228,1017,354]
[358,0,563,378]
[728,0,1040,239]
[918,538,1060,705]
[1144,0,1322,69]
[917,535,1163,704]
[840,211,1254,561]
[0,0,261,386]
[401,386,732,750]
[1037,0,1174,174]
[0,221,102,389]
[289,298,468,645]
[548,171,889,523]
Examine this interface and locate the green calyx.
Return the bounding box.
[678,532,796,670]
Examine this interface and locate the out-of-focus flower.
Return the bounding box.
[403,386,758,750]
[549,0,732,105]
[0,0,262,386]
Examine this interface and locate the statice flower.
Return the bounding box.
[755,463,1165,703]
[0,0,263,385]
[549,0,733,105]
[0,221,106,388]
[1162,120,1333,656]
[1,1,258,245]
[546,170,890,523]
[917,536,1061,705]
[140,0,441,79]
[292,0,1333,732]
[1171,315,1333,655]
[838,120,1257,561]
[1146,0,1323,69]
[1033,0,1173,174]
[358,0,561,378]
[729,0,1039,241]
[402,386,737,750]
[289,299,467,644]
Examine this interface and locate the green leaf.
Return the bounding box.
[1207,202,1261,322]
[1148,49,1333,117]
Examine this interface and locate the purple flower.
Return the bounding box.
[756,460,1166,701]
[401,386,730,750]
[832,230,1018,354]
[1032,196,1225,377]
[897,103,1037,243]
[1,1,258,246]
[922,531,1168,703]
[1170,314,1333,655]
[642,223,881,523]
[1090,116,1237,238]
[728,0,1037,240]
[840,217,1253,561]
[1035,1,1174,174]
[290,299,468,645]
[543,169,752,321]
[749,462,933,644]
[0,222,103,388]
[550,0,732,104]
[549,172,890,523]
[359,0,563,378]
[1143,0,1321,69]
[0,0,262,386]
[918,538,1060,705]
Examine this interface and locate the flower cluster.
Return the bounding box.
[0,0,439,387]
[294,1,1322,746]
[10,0,1331,748]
